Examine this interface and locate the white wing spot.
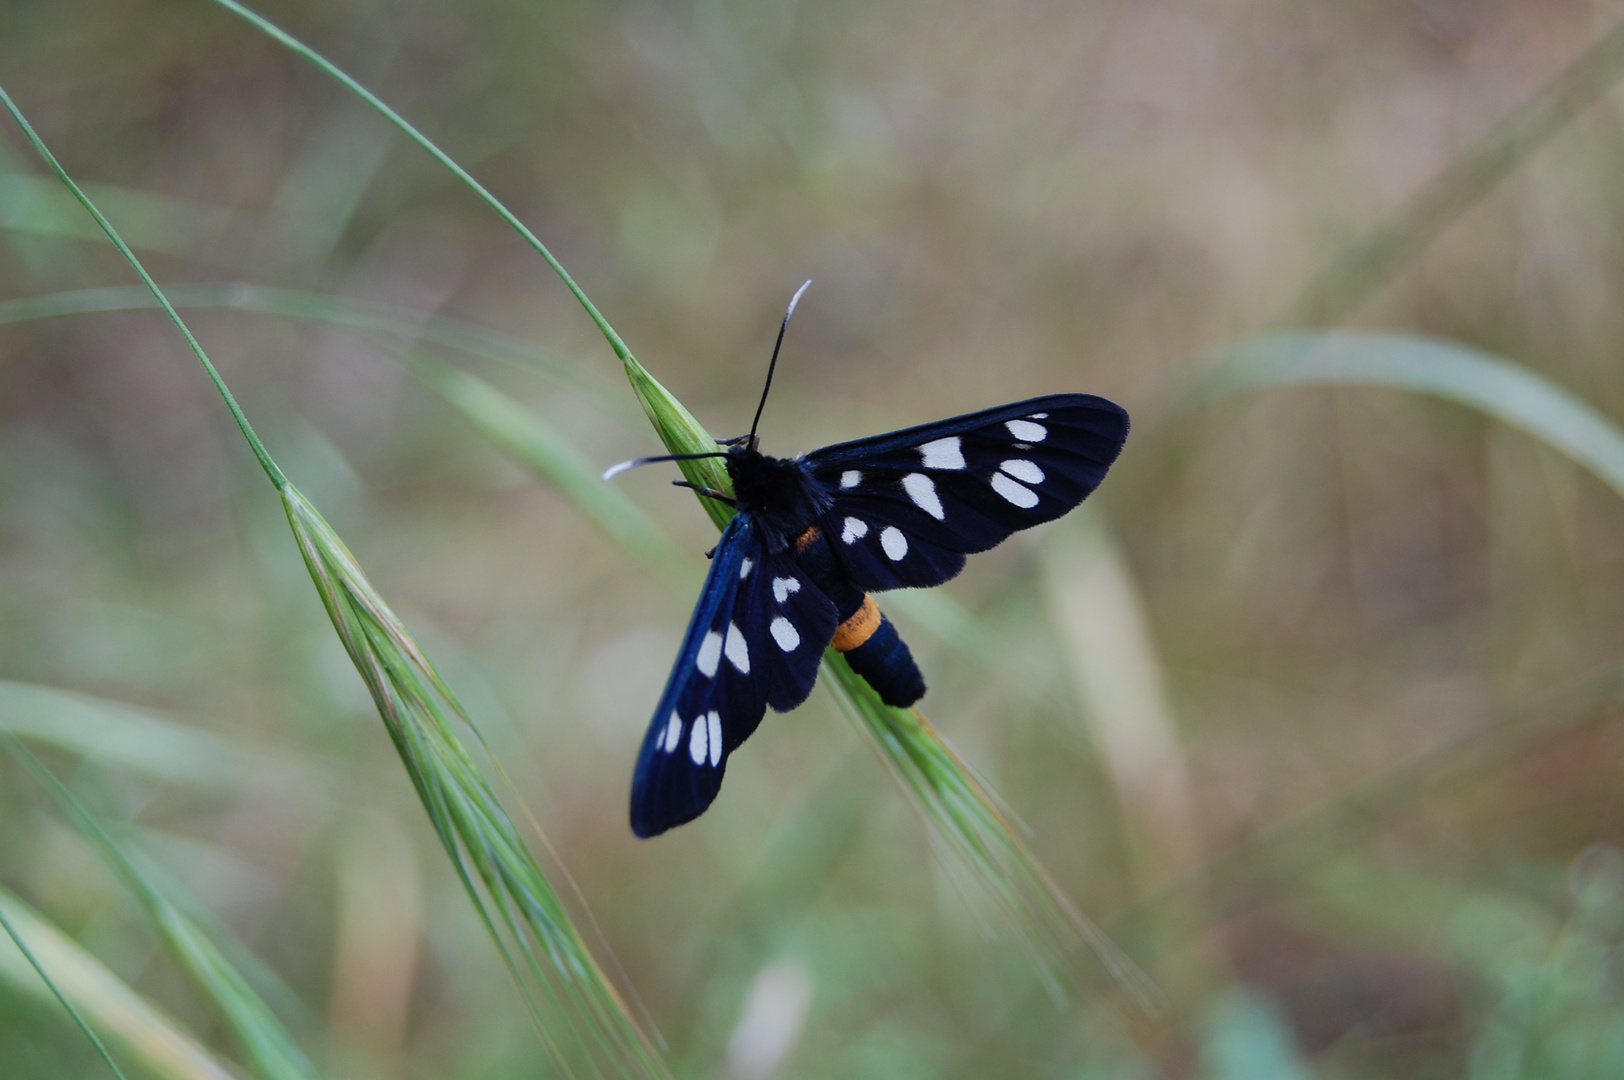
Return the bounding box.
[842,517,868,543]
[689,713,709,764]
[881,526,909,561]
[707,711,723,766]
[1006,419,1047,441]
[919,436,966,470]
[840,470,862,489]
[697,631,722,677]
[724,622,750,674]
[902,473,944,520]
[991,472,1040,508]
[739,558,753,580]
[1031,412,1048,419]
[662,711,682,753]
[772,576,801,603]
[770,616,800,652]
[1000,459,1045,484]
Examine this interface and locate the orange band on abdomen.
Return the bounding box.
[794,525,822,554]
[831,594,881,652]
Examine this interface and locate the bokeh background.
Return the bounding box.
[4,0,1624,1077]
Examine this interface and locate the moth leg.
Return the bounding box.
[672,480,737,505]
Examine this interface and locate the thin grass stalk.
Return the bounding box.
[0,888,239,1080]
[2,734,321,1080]
[0,82,666,1079]
[0,904,131,1080]
[1278,13,1624,327]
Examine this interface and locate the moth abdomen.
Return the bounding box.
[838,607,925,707]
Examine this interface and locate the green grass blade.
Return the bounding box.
[1279,13,1624,326]
[0,904,131,1080]
[0,170,241,257]
[0,84,667,1078]
[4,735,322,1080]
[0,680,274,790]
[404,351,688,582]
[206,0,637,366]
[0,284,634,420]
[0,888,239,1080]
[1194,331,1624,501]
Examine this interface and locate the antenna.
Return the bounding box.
[601,450,729,482]
[747,279,811,442]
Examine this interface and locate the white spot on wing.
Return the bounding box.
[772,576,801,603]
[697,631,723,677]
[991,472,1040,508]
[840,470,862,489]
[725,622,751,674]
[770,617,800,652]
[842,517,868,543]
[739,558,753,580]
[689,713,709,764]
[707,712,723,766]
[881,527,908,561]
[919,436,965,470]
[1006,419,1047,441]
[662,711,682,753]
[1000,459,1044,484]
[1031,412,1048,419]
[902,473,944,520]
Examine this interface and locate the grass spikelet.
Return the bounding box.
[0,81,668,1079]
[281,484,668,1079]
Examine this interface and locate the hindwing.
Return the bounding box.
[804,394,1128,591]
[629,513,838,838]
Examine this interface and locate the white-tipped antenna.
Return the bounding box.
[601,450,730,482]
[748,280,812,441]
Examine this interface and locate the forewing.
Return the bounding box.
[805,394,1128,590]
[630,514,838,838]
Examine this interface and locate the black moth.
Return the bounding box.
[608,284,1129,837]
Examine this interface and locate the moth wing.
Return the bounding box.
[630,514,837,838]
[805,394,1128,590]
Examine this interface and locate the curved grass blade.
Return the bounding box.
[0,83,668,1079]
[0,284,634,420]
[3,734,321,1080]
[1279,13,1624,327]
[0,888,238,1080]
[1193,332,1624,501]
[0,904,131,1080]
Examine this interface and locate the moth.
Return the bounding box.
[607,283,1129,837]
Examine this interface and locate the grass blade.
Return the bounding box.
[4,734,322,1080]
[1194,331,1624,501]
[0,888,239,1080]
[1,79,668,1079]
[1279,13,1624,326]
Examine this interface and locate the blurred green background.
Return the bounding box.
[4,0,1624,1077]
